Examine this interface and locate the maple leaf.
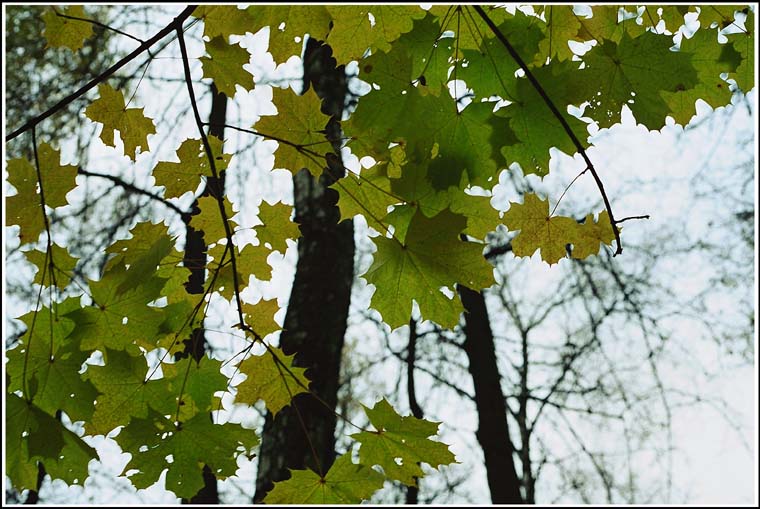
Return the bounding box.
[534,5,582,64]
[351,398,456,486]
[333,165,397,234]
[661,28,740,124]
[503,193,579,265]
[192,5,257,39]
[25,244,79,289]
[153,136,231,199]
[576,31,698,130]
[247,5,332,63]
[571,211,617,260]
[41,6,94,52]
[192,195,236,245]
[727,14,754,93]
[6,299,97,422]
[200,37,254,98]
[493,60,590,177]
[242,297,281,337]
[6,144,78,242]
[64,239,172,352]
[264,452,385,504]
[364,208,495,329]
[326,6,426,62]
[235,347,310,415]
[255,87,330,177]
[6,394,98,492]
[116,410,258,499]
[254,201,300,253]
[85,83,156,160]
[208,242,273,301]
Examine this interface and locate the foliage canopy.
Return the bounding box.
[4,3,755,504]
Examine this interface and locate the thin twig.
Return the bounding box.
[53,7,146,44]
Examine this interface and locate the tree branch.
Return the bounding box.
[6,6,196,142]
[472,5,625,256]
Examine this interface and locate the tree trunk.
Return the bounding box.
[253,38,354,502]
[179,83,227,505]
[458,285,524,504]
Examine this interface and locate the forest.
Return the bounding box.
[3,4,757,505]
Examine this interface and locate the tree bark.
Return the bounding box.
[458,285,524,504]
[253,38,354,502]
[405,317,423,504]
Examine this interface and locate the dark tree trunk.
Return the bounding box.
[253,38,354,502]
[405,318,423,505]
[23,463,46,504]
[458,285,524,504]
[179,83,227,505]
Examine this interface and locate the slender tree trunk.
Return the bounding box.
[405,317,423,505]
[253,38,354,502]
[458,285,524,504]
[179,83,227,505]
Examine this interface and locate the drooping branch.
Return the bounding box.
[175,24,248,334]
[472,5,624,256]
[6,5,196,142]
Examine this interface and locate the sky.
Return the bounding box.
[3,3,758,505]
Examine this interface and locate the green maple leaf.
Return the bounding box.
[264,451,385,504]
[85,83,156,160]
[42,6,94,52]
[658,6,693,32]
[6,393,97,492]
[85,351,226,435]
[116,410,258,499]
[247,5,332,63]
[241,298,281,337]
[192,195,236,245]
[534,5,581,64]
[460,10,544,100]
[333,165,397,234]
[153,136,230,199]
[64,240,171,352]
[36,142,79,207]
[106,221,174,267]
[193,5,257,39]
[727,14,754,92]
[25,244,79,289]
[6,299,97,422]
[234,347,310,415]
[661,27,739,124]
[450,189,501,241]
[351,398,456,486]
[255,87,330,177]
[503,193,579,265]
[208,243,273,301]
[6,155,44,243]
[364,208,494,329]
[427,101,500,190]
[494,60,589,177]
[326,6,426,62]
[697,5,745,30]
[576,31,698,130]
[254,201,300,253]
[200,36,254,98]
[575,5,646,44]
[571,210,616,260]
[6,143,80,243]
